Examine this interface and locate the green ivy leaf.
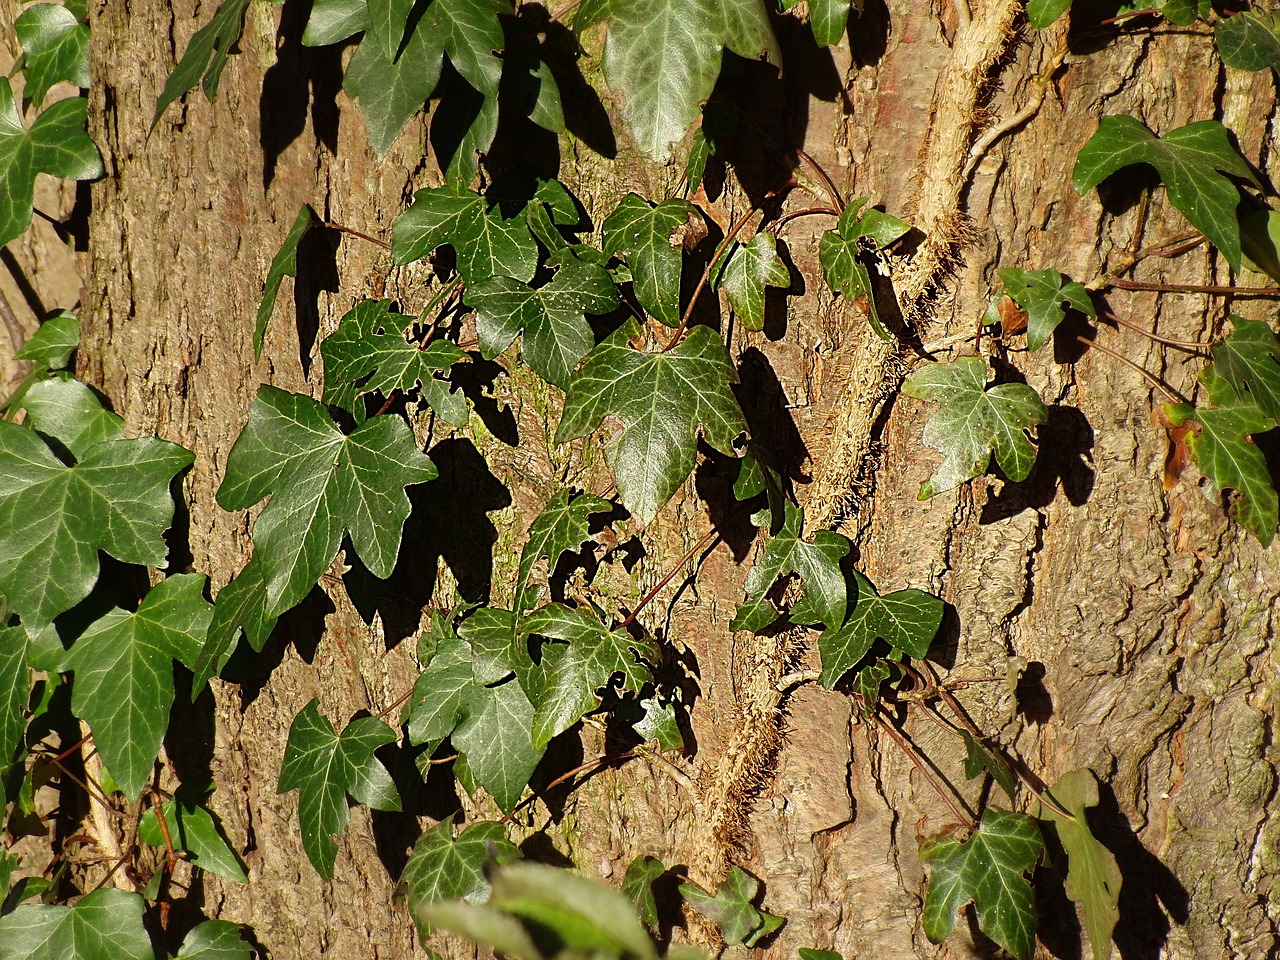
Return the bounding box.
[597,0,779,161]
[1026,0,1071,29]
[557,320,746,523]
[797,950,843,960]
[368,0,415,60]
[14,310,78,369]
[995,268,1096,351]
[0,419,192,630]
[680,866,784,947]
[716,233,789,331]
[0,888,152,960]
[192,555,278,692]
[1242,208,1280,283]
[516,489,614,613]
[621,856,666,927]
[1210,316,1280,420]
[467,256,619,388]
[1159,0,1210,27]
[14,4,90,109]
[1035,770,1121,960]
[401,820,519,939]
[0,626,30,771]
[921,808,1044,960]
[152,0,252,126]
[902,356,1049,499]
[278,700,400,880]
[1073,117,1259,274]
[342,8,441,156]
[21,376,124,461]
[818,199,908,339]
[217,385,437,617]
[601,194,695,327]
[320,299,470,426]
[0,79,102,248]
[139,783,247,883]
[817,571,942,686]
[173,920,251,960]
[1217,11,1280,73]
[255,204,315,361]
[302,0,368,45]
[393,185,539,284]
[960,730,1017,802]
[807,0,851,46]
[731,501,850,633]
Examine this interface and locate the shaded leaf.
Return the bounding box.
[401,820,519,939]
[14,4,90,108]
[191,554,278,692]
[817,571,942,686]
[0,626,30,772]
[1217,11,1280,73]
[680,866,783,947]
[255,204,315,360]
[516,489,614,613]
[1241,208,1280,283]
[621,856,666,927]
[139,783,247,883]
[818,199,908,338]
[302,0,368,45]
[0,888,152,960]
[152,0,252,126]
[13,310,78,369]
[960,730,1017,802]
[1210,315,1280,420]
[995,268,1096,351]
[716,233,789,331]
[393,185,539,284]
[601,194,694,327]
[174,920,251,960]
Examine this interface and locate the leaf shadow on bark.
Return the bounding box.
[220,587,333,710]
[980,404,1096,524]
[371,740,461,881]
[452,356,520,447]
[292,225,341,378]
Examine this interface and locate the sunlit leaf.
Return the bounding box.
[255,204,315,360]
[152,0,252,126]
[817,571,942,686]
[15,4,90,108]
[995,268,1096,351]
[601,194,694,327]
[401,820,519,940]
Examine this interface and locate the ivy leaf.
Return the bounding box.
[523,603,656,749]
[1242,208,1280,283]
[368,0,415,60]
[21,376,124,461]
[679,866,784,947]
[278,701,400,880]
[342,8,442,157]
[14,310,78,369]
[0,79,103,248]
[173,920,251,960]
[192,555,278,693]
[921,808,1044,960]
[818,199,908,339]
[1210,316,1280,420]
[731,501,850,633]
[320,299,470,426]
[0,888,152,960]
[0,626,30,771]
[995,268,1096,351]
[817,571,942,686]
[1217,12,1280,73]
[797,951,843,960]
[1026,0,1071,28]
[401,820,519,939]
[807,0,851,46]
[467,256,619,388]
[622,856,666,927]
[716,233,789,331]
[255,204,315,361]
[14,4,90,109]
[139,783,247,883]
[960,730,1017,801]
[601,194,695,327]
[1159,0,1210,26]
[152,0,251,126]
[303,0,368,46]
[1073,117,1259,274]
[217,385,437,617]
[66,574,211,798]
[516,489,614,613]
[598,0,779,161]
[557,320,746,523]
[1035,770,1121,960]
[393,185,539,285]
[0,419,192,630]
[902,356,1049,499]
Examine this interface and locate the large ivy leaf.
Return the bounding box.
[467,257,619,388]
[557,320,746,523]
[921,808,1044,960]
[278,700,401,880]
[368,0,416,60]
[995,268,1096,351]
[139,782,247,883]
[320,299,470,426]
[217,386,437,617]
[597,0,779,161]
[13,310,78,369]
[255,204,315,360]
[21,376,124,461]
[191,555,278,692]
[516,489,614,613]
[0,888,152,960]
[0,419,192,630]
[173,920,251,960]
[303,0,367,45]
[817,571,943,687]
[716,233,789,331]
[401,820,519,940]
[1217,11,1280,73]
[152,0,251,126]
[393,185,539,285]
[679,866,784,948]
[0,78,102,248]
[1036,770,1121,960]
[1210,316,1280,421]
[730,501,850,633]
[0,626,30,771]
[601,194,693,327]
[14,4,90,108]
[902,356,1049,499]
[1073,117,1259,274]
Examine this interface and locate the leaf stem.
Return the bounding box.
[794,148,844,210]
[1076,335,1185,404]
[1103,310,1213,352]
[872,708,976,830]
[664,208,759,351]
[618,526,720,629]
[1108,278,1280,297]
[771,207,840,234]
[324,220,391,250]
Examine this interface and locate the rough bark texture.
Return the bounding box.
[41,0,1277,958]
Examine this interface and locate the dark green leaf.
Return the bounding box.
[921,808,1044,960]
[798,950,843,960]
[621,856,666,927]
[1159,0,1209,26]
[808,0,851,46]
[0,888,152,960]
[393,185,539,284]
[960,730,1017,802]
[152,0,252,126]
[14,4,90,108]
[21,376,123,461]
[192,554,278,692]
[817,571,942,686]
[631,695,683,750]
[1210,315,1280,420]
[14,311,78,369]
[995,268,1096,351]
[302,0,368,45]
[680,866,782,947]
[1216,11,1280,72]
[368,0,415,60]
[255,204,315,361]
[1026,0,1071,29]
[557,320,746,523]
[139,783,247,883]
[401,820,519,939]
[716,233,789,331]
[516,489,613,613]
[818,199,907,338]
[174,920,251,960]
[602,194,694,327]
[1241,208,1280,283]
[405,632,476,745]
[0,626,30,772]
[902,356,1049,498]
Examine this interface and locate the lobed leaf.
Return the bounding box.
[1216,11,1280,73]
[139,783,247,883]
[174,920,251,960]
[716,233,789,331]
[995,268,1096,351]
[13,310,79,369]
[601,194,694,327]
[1026,0,1071,28]
[516,489,614,613]
[1210,316,1280,421]
[621,856,666,927]
[302,0,367,45]
[817,571,942,687]
[14,4,90,109]
[0,888,152,960]
[679,866,784,947]
[21,376,124,461]
[0,626,30,773]
[401,820,519,940]
[152,0,252,126]
[192,554,278,692]
[393,185,539,284]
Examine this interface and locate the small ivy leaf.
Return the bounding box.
[152,0,252,127]
[393,185,539,285]
[684,104,733,195]
[66,574,212,799]
[716,233,789,331]
[819,199,907,339]
[405,631,476,746]
[807,0,852,46]
[1217,11,1280,73]
[14,310,78,369]
[558,320,746,523]
[679,866,783,947]
[516,489,614,614]
[466,256,619,388]
[731,501,850,633]
[255,204,315,361]
[278,700,400,880]
[342,10,443,157]
[523,603,657,749]
[601,194,695,327]
[599,0,779,161]
[1241,208,1280,283]
[14,4,90,109]
[0,79,103,248]
[1035,770,1122,960]
[139,783,247,883]
[1073,117,1259,274]
[733,442,786,531]
[817,571,942,687]
[191,554,278,693]
[402,820,520,940]
[960,730,1017,802]
[0,888,152,960]
[798,950,843,960]
[1026,0,1071,29]
[0,419,193,630]
[1210,316,1280,421]
[902,356,1049,499]
[21,376,124,461]
[995,268,1096,351]
[302,0,368,45]
[621,855,666,927]
[1159,0,1210,27]
[174,920,251,960]
[0,626,30,773]
[921,808,1044,960]
[217,385,437,617]
[632,694,683,749]
[320,299,470,425]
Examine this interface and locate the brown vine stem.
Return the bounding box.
[581,715,694,790]
[1103,311,1213,352]
[1108,278,1280,297]
[1077,335,1185,404]
[324,220,391,250]
[618,526,720,630]
[794,148,844,210]
[872,708,976,830]
[664,207,761,352]
[771,206,840,233]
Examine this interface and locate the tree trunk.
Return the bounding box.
[73,1,1278,958]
